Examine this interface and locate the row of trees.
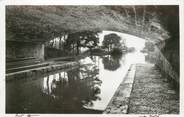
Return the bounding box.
[65,31,100,55]
[46,31,127,56]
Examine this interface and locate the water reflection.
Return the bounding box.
[6,51,147,113]
[7,59,102,113]
[41,63,102,111]
[102,54,123,71]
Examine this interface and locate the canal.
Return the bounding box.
[6,51,148,113]
[6,32,149,113]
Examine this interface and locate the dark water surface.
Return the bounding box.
[6,51,147,113]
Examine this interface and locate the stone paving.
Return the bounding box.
[103,63,179,114]
[128,63,179,114]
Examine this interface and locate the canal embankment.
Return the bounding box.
[6,60,79,81]
[103,64,136,114]
[6,53,90,81]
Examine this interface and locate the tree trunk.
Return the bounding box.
[59,36,62,50]
[90,48,92,56]
[132,6,137,26]
[76,41,80,55]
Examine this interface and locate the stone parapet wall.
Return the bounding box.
[151,47,179,84]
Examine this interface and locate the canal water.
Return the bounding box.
[6,31,149,113]
[6,50,148,113]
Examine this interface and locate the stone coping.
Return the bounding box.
[103,64,136,114]
[6,61,79,81]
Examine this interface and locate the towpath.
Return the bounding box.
[104,63,179,114]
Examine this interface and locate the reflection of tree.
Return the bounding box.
[73,64,101,108]
[42,63,102,112]
[102,54,122,71]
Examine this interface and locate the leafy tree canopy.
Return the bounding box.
[102,33,121,50]
[66,31,100,49]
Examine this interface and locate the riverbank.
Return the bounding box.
[6,51,91,81]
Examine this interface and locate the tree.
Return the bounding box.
[65,31,99,55]
[64,33,81,55]
[144,41,155,52]
[79,31,99,53]
[102,33,121,52]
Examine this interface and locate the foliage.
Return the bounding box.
[110,48,123,55]
[102,33,122,51]
[64,31,100,54]
[78,31,99,49]
[144,41,155,52]
[6,6,172,43]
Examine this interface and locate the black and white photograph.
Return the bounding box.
[0,1,183,117]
